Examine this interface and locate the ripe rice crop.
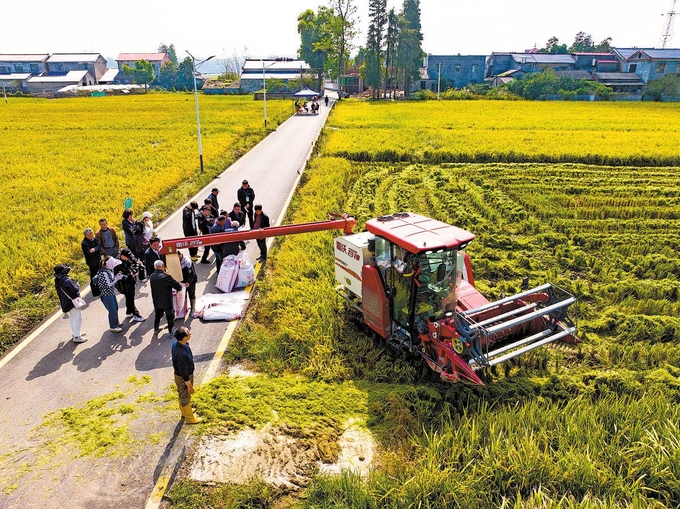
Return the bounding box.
[323,101,680,166]
[0,94,291,352]
[230,152,680,506]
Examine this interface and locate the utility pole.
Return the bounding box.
[660,0,678,48]
[437,62,441,101]
[186,51,215,173]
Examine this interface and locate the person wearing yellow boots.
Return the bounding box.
[171,326,202,424]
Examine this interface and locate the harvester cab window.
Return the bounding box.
[374,237,413,327]
[415,249,460,320]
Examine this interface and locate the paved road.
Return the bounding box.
[0,94,336,509]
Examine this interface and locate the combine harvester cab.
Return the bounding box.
[335,212,579,385]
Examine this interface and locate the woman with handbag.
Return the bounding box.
[54,264,87,343]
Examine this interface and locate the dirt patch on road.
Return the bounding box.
[187,418,374,489]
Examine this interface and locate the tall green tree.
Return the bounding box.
[158,43,178,65]
[298,9,329,92]
[384,8,399,99]
[396,0,424,97]
[323,0,358,98]
[539,36,568,54]
[569,32,595,52]
[122,60,155,92]
[594,37,613,53]
[366,0,387,98]
[157,61,178,89]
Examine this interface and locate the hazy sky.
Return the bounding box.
[1,0,675,61]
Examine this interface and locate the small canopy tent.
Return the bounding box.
[293,88,320,98]
[293,88,321,114]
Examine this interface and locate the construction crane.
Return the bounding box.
[660,0,678,48]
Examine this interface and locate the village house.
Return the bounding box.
[26,70,95,95]
[613,48,680,83]
[420,54,486,91]
[239,58,311,93]
[116,53,171,81]
[46,53,108,81]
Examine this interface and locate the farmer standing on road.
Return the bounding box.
[206,188,220,216]
[95,218,119,258]
[253,204,270,262]
[171,326,202,424]
[81,228,101,279]
[182,201,200,261]
[150,260,182,335]
[237,180,255,229]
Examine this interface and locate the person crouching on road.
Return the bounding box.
[115,248,145,323]
[54,264,87,343]
[150,260,182,335]
[98,257,124,333]
[172,326,201,424]
[178,251,198,315]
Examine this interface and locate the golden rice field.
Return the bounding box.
[0,94,291,351]
[324,101,680,166]
[190,100,680,508]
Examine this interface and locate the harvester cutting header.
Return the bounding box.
[162,212,579,384]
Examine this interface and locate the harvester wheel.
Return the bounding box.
[453,338,465,354]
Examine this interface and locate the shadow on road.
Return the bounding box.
[72,321,150,372]
[26,340,77,380]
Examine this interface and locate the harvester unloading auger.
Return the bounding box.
[161,212,579,385]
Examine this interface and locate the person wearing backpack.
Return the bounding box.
[98,257,124,333]
[54,264,87,343]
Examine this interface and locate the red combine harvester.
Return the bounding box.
[161,212,579,385]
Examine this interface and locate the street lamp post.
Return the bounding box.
[262,59,267,127]
[259,59,278,128]
[186,50,215,173]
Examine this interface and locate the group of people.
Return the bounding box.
[55,179,271,343]
[295,96,326,115]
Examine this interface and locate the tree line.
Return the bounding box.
[297,0,425,99]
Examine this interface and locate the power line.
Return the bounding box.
[660,0,678,48]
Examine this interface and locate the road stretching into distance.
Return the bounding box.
[0,92,336,509]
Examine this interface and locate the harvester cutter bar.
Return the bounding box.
[471,297,576,336]
[482,326,576,367]
[470,302,538,329]
[468,327,554,367]
[462,283,552,318]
